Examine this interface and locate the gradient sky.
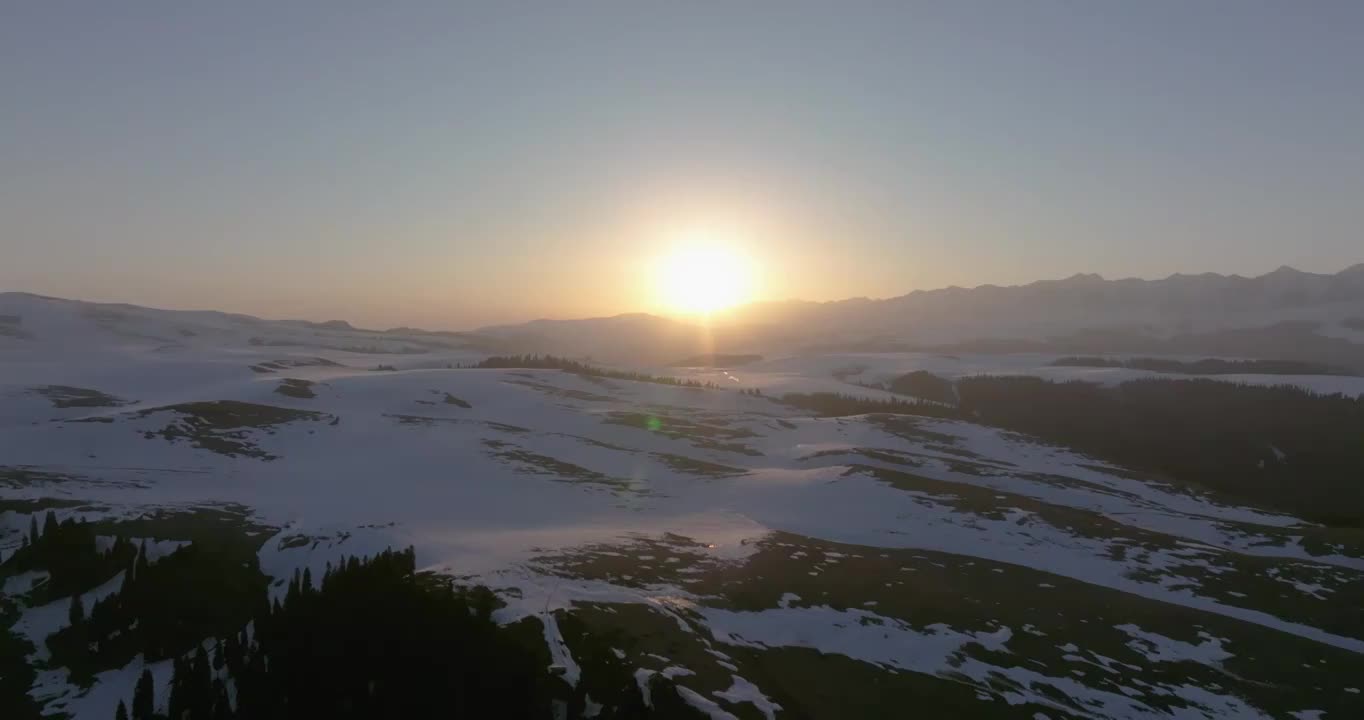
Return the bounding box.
[3,2,1362,329]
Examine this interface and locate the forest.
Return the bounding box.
[805,371,1364,526]
[474,355,718,389]
[1049,356,1355,376]
[955,376,1364,526]
[1,519,705,720]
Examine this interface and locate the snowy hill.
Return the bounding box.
[3,293,1364,719]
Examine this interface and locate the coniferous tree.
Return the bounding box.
[131,668,154,720]
[29,514,39,545]
[114,699,129,720]
[68,593,85,625]
[211,678,231,720]
[192,645,213,718]
[135,540,149,581]
[42,510,58,539]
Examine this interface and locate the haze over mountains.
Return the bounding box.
[7,264,1364,370]
[476,264,1364,366]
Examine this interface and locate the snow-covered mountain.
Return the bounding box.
[3,290,1363,719]
[466,264,1364,365]
[733,263,1364,341]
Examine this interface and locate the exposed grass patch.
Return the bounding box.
[0,467,80,489]
[506,378,616,403]
[0,313,32,340]
[134,401,332,460]
[651,453,746,478]
[482,440,640,495]
[604,412,763,457]
[670,353,763,368]
[442,392,472,408]
[0,497,90,515]
[88,504,276,547]
[274,378,316,399]
[30,385,136,409]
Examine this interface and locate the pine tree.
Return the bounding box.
[115,699,129,720]
[29,514,39,545]
[301,566,313,595]
[135,540,150,580]
[120,563,135,595]
[211,678,231,720]
[213,638,225,671]
[42,510,58,539]
[168,656,187,720]
[68,593,85,625]
[132,668,155,720]
[191,645,213,719]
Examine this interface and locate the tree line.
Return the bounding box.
[786,370,1364,526]
[472,355,719,389]
[114,547,703,719]
[1049,356,1355,376]
[955,376,1364,526]
[3,517,706,719]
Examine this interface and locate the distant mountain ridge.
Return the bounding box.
[474,264,1364,364]
[6,264,1364,366]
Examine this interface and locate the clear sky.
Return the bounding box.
[3,2,1362,329]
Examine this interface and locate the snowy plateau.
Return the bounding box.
[2,292,1362,720]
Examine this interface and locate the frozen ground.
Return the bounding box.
[3,293,1363,719]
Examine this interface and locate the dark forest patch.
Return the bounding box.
[30,386,136,409]
[274,378,316,399]
[134,401,332,460]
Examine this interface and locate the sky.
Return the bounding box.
[3,2,1363,329]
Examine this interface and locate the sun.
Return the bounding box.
[656,242,752,315]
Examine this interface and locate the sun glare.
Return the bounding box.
[656,241,752,315]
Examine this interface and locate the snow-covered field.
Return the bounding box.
[3,293,1363,719]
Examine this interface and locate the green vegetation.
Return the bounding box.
[248,357,342,374]
[273,378,316,399]
[475,355,718,389]
[956,376,1364,525]
[1,511,136,604]
[851,370,960,403]
[30,385,136,409]
[0,621,40,720]
[443,392,472,408]
[48,539,268,685]
[780,392,960,419]
[651,453,746,478]
[669,354,763,368]
[1050,356,1356,376]
[483,440,640,495]
[604,412,762,456]
[110,548,697,719]
[134,401,333,459]
[0,314,32,340]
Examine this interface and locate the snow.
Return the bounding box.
[700,605,1271,718]
[712,675,781,720]
[633,669,656,707]
[3,570,48,595]
[674,686,740,720]
[4,294,1363,718]
[1115,624,1232,665]
[540,612,582,688]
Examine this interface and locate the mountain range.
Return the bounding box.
[476,264,1364,365]
[6,264,1364,367]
